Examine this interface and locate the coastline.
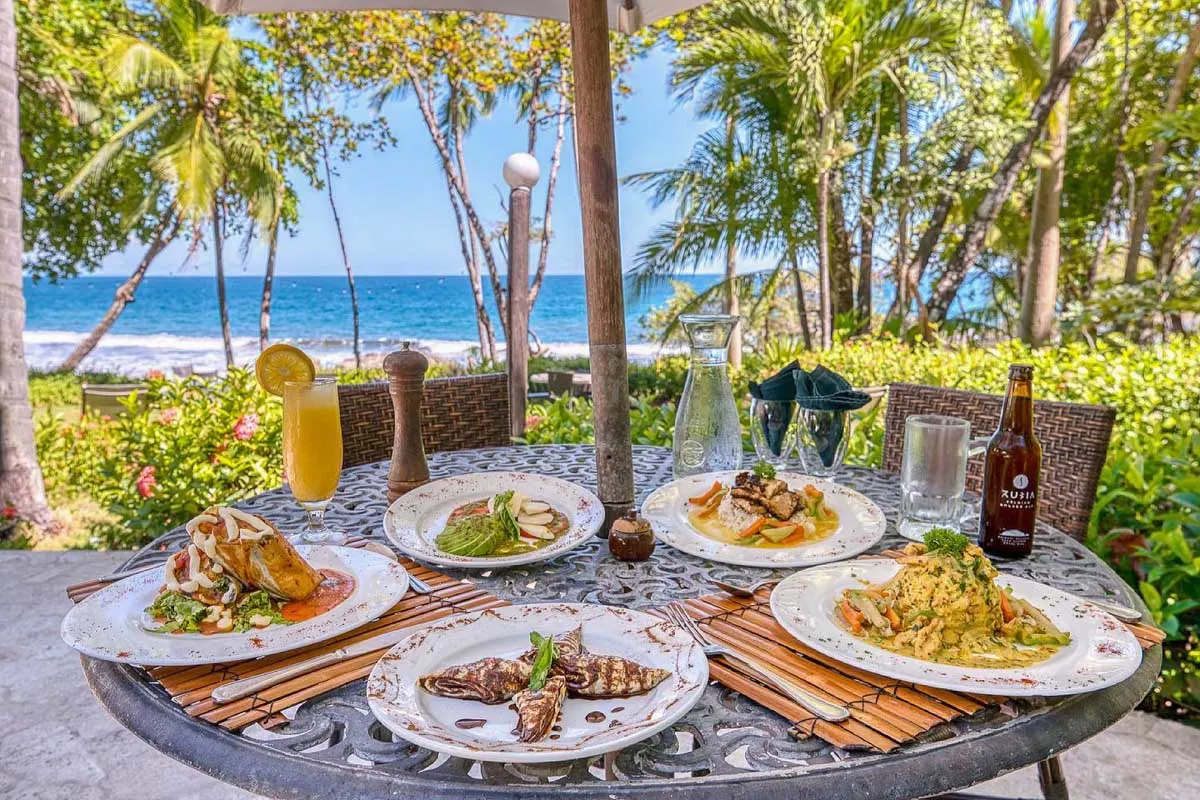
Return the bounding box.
[23,328,678,375]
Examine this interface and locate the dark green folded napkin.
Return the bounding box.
[749,360,800,402]
[749,361,799,456]
[794,365,869,467]
[794,365,871,411]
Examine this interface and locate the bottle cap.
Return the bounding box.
[1009,364,1034,379]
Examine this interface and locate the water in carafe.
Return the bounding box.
[672,314,743,477]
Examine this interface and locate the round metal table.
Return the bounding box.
[84,445,1159,799]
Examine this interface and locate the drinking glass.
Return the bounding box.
[750,398,797,467]
[796,409,850,477]
[283,377,345,544]
[899,414,987,541]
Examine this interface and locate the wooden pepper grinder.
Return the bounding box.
[384,343,431,504]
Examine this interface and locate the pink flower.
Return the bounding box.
[159,407,180,425]
[232,413,259,441]
[136,466,157,498]
[146,369,165,380]
[526,415,543,429]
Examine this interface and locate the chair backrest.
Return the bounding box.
[547,370,576,397]
[882,382,1115,540]
[337,373,511,468]
[81,383,149,418]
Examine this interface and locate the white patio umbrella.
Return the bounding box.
[206,0,709,522]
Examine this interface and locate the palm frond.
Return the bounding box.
[57,103,163,199]
[150,113,225,221]
[104,35,187,92]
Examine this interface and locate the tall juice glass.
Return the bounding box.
[283,377,344,543]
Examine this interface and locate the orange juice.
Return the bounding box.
[283,378,343,503]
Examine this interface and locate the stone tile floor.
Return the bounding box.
[5,551,1199,800]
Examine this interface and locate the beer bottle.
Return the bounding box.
[980,365,1042,558]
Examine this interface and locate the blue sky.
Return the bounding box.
[98,40,725,278]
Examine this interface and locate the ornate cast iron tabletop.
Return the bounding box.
[83,445,1159,799]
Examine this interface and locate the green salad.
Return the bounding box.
[147,588,290,633]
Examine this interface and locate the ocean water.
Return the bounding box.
[23,274,708,374]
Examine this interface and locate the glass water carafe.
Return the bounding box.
[672,314,743,477]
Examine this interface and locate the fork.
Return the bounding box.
[663,602,850,722]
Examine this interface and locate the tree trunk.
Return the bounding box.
[815,116,833,349]
[724,113,742,371]
[829,166,855,321]
[1083,4,1134,300]
[529,81,568,311]
[1123,17,1200,283]
[0,0,53,529]
[926,0,1118,322]
[59,212,177,372]
[408,72,497,360]
[788,247,813,350]
[1020,0,1075,347]
[895,85,910,324]
[444,170,496,361]
[320,142,361,369]
[858,95,886,331]
[259,202,280,351]
[212,202,234,368]
[1156,184,1197,278]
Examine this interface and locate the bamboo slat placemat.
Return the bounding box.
[662,587,1163,754]
[70,558,509,732]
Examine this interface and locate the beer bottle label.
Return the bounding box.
[999,473,1037,511]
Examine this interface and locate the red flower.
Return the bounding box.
[146,369,165,380]
[232,413,259,441]
[159,407,180,425]
[136,466,157,498]
[2,504,17,520]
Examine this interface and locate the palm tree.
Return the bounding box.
[625,123,758,370]
[58,0,280,369]
[0,0,53,529]
[674,0,956,348]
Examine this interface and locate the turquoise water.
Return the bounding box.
[24,274,709,372]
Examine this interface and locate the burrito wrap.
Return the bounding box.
[195,507,321,600]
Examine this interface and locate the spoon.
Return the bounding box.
[711,577,778,598]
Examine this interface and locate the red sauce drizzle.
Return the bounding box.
[280,569,356,623]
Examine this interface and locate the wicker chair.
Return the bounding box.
[882,383,1115,540]
[337,373,511,468]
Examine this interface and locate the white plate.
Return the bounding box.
[367,603,708,763]
[60,546,409,666]
[770,560,1143,696]
[640,471,886,568]
[383,471,604,569]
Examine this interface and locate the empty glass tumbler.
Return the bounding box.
[672,314,743,477]
[796,409,851,477]
[899,415,988,541]
[750,398,797,467]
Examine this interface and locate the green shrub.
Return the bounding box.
[37,369,283,548]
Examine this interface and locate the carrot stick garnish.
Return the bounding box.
[841,598,864,633]
[999,589,1016,623]
[688,481,723,505]
[696,491,725,518]
[736,517,769,540]
[884,606,901,629]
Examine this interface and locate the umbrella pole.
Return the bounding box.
[568,0,634,526]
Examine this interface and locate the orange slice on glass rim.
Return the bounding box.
[255,344,316,396]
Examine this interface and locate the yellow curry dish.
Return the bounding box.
[685,463,838,549]
[836,529,1071,668]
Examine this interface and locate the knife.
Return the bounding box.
[211,625,426,704]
